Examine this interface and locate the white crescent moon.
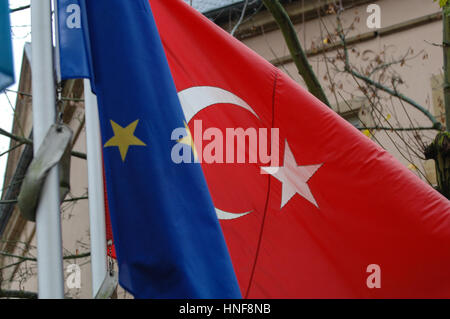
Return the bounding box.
[178,86,259,122]
[216,208,251,220]
[177,86,258,220]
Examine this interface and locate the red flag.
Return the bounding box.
[145,0,450,298]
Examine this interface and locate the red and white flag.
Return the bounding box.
[129,0,450,298]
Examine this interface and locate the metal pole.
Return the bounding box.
[84,79,108,297]
[31,0,64,299]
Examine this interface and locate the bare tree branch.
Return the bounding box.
[4,89,84,102]
[0,142,26,157]
[261,0,331,107]
[334,13,442,130]
[358,126,436,132]
[0,127,87,159]
[231,0,249,36]
[9,5,30,14]
[0,251,90,261]
[0,196,88,205]
[0,289,37,299]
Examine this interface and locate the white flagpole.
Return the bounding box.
[84,79,108,298]
[31,0,64,298]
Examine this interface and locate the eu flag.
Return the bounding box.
[82,0,241,298]
[0,0,14,91]
[56,0,90,80]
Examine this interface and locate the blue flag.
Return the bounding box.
[0,0,14,91]
[56,0,90,80]
[76,0,241,298]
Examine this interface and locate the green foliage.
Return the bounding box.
[434,0,449,8]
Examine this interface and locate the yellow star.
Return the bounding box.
[177,121,198,161]
[104,119,146,162]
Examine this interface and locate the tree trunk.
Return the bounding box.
[425,4,450,199]
[444,3,450,130]
[261,0,331,107]
[425,132,450,199]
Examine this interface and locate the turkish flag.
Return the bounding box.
[144,0,450,298]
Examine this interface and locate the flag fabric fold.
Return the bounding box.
[0,0,14,91]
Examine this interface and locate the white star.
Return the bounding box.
[261,140,323,209]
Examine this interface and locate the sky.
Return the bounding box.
[0,0,31,194]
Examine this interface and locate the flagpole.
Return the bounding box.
[31,0,64,298]
[84,79,108,298]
